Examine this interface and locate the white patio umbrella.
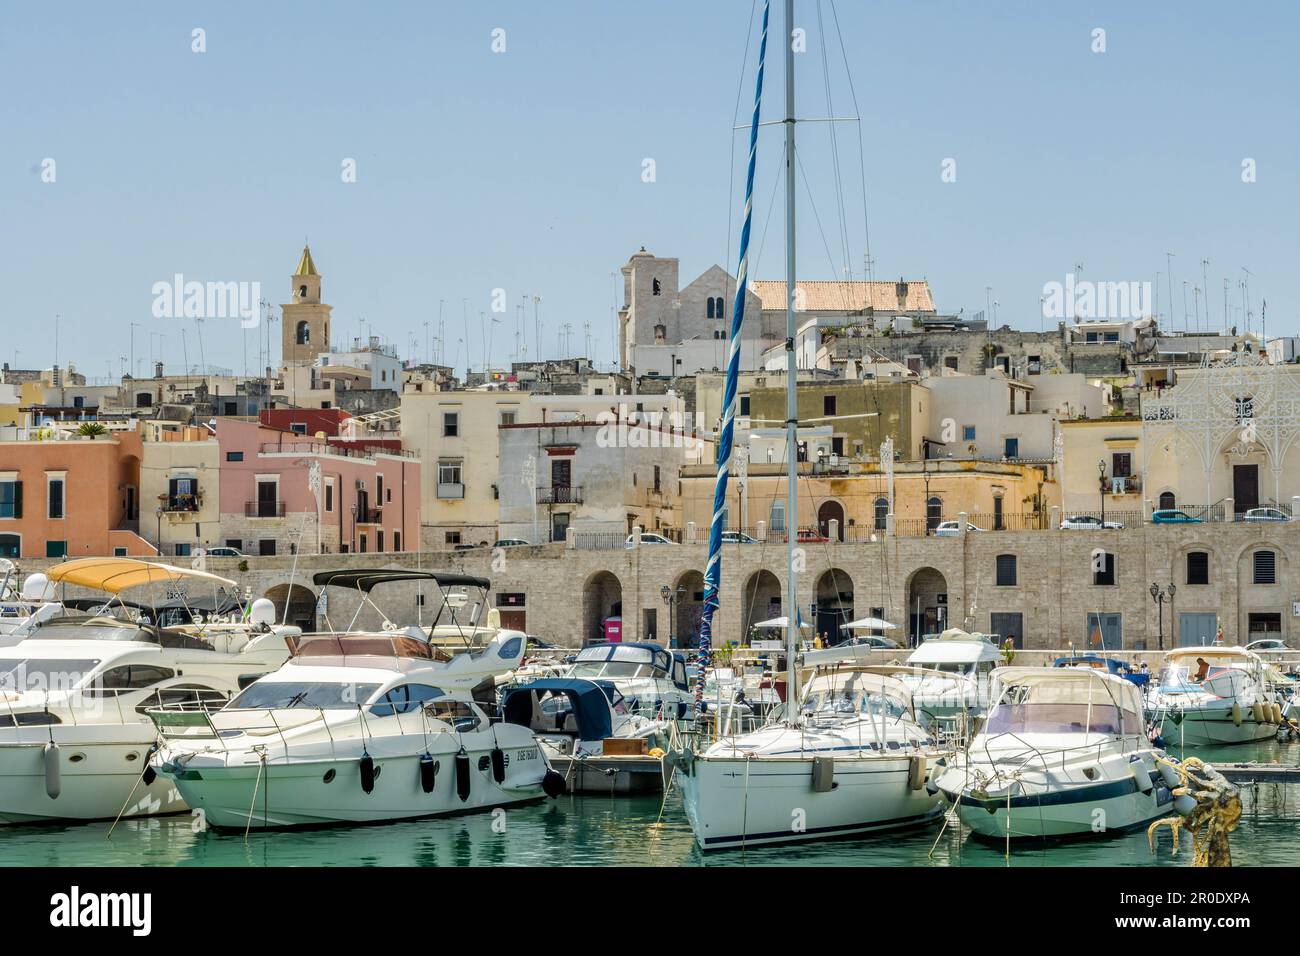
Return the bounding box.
[841,616,898,631]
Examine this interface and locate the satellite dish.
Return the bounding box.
[21,573,54,602]
[248,598,277,626]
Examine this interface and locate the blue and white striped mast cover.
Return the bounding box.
[696,0,770,709]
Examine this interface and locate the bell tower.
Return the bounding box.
[281,244,332,366]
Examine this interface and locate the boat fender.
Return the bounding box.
[43,742,60,800]
[490,747,506,784]
[1130,756,1155,793]
[811,755,835,793]
[359,754,376,794]
[1158,760,1182,789]
[908,755,926,791]
[542,768,567,799]
[1252,702,1266,723]
[419,753,438,794]
[1271,703,1282,724]
[142,744,159,786]
[1231,702,1243,727]
[455,748,471,802]
[1155,786,1173,806]
[1173,793,1197,816]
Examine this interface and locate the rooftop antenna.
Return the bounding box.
[1200,259,1210,333]
[1165,252,1176,332]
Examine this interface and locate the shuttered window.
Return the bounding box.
[995,554,1017,587]
[1254,550,1277,585]
[1186,551,1209,586]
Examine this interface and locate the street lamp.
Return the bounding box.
[660,584,685,649]
[349,502,358,554]
[1150,582,1176,650]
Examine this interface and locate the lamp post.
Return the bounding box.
[155,505,163,555]
[349,502,358,554]
[660,584,685,649]
[1150,582,1176,650]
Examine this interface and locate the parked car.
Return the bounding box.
[625,532,676,548]
[203,546,245,558]
[1150,509,1201,524]
[1245,638,1289,654]
[934,520,986,537]
[839,635,902,649]
[1060,515,1124,530]
[1239,507,1290,523]
[493,538,531,548]
[779,528,829,543]
[721,531,758,544]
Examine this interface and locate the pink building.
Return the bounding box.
[215,418,420,556]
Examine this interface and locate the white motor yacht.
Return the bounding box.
[1148,646,1282,746]
[0,557,294,825]
[501,677,668,759]
[567,642,693,719]
[901,628,1003,720]
[152,569,562,829]
[671,663,946,850]
[933,666,1177,839]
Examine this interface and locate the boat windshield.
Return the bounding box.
[570,661,654,679]
[1156,664,1200,692]
[985,701,1128,735]
[802,687,907,720]
[227,681,382,711]
[0,658,101,693]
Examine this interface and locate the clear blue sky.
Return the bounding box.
[3,1,1296,380]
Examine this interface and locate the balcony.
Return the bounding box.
[159,493,202,513]
[356,507,383,524]
[537,485,583,505]
[1104,476,1142,496]
[245,500,286,518]
[437,483,465,500]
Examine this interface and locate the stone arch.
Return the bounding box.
[740,569,782,639]
[263,582,318,631]
[582,570,623,646]
[816,499,846,541]
[906,566,949,642]
[814,567,854,642]
[672,569,705,649]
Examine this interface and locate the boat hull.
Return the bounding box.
[162,745,549,830]
[948,776,1171,840]
[1157,708,1277,746]
[677,752,944,850]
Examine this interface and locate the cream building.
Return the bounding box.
[139,422,223,556]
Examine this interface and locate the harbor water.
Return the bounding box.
[0,740,1295,867]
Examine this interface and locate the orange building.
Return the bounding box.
[0,428,155,558]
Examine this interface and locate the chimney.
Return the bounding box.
[154,361,164,378]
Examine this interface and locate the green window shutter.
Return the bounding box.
[12,481,21,519]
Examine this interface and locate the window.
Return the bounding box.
[1248,613,1281,635]
[85,665,176,697]
[1027,355,1041,375]
[442,412,459,437]
[225,539,242,551]
[995,554,1017,587]
[1186,551,1209,585]
[831,436,844,457]
[0,534,18,558]
[393,531,401,552]
[1254,550,1277,585]
[1158,491,1176,510]
[168,476,198,512]
[874,497,888,531]
[500,410,517,426]
[174,543,191,556]
[133,684,227,715]
[424,699,482,732]
[46,540,67,558]
[653,465,661,493]
[739,395,750,416]
[226,451,244,462]
[926,497,942,532]
[296,321,310,345]
[369,683,445,717]
[770,499,786,533]
[706,298,716,319]
[1234,396,1254,423]
[438,460,463,486]
[944,356,959,371]
[290,423,307,434]
[0,480,23,519]
[993,495,1004,530]
[324,479,334,512]
[358,533,368,554]
[1003,438,1019,459]
[376,475,384,503]
[259,539,276,556]
[823,395,836,417]
[1093,552,1116,586]
[445,531,462,545]
[48,478,64,519]
[376,530,384,553]
[1111,453,1132,478]
[962,426,976,442]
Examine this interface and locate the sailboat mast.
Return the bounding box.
[782,0,800,708]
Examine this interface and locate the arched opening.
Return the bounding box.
[740,569,782,640]
[296,321,311,345]
[263,583,318,631]
[298,284,308,298]
[1158,490,1176,510]
[906,567,948,644]
[582,571,623,646]
[672,569,705,650]
[815,568,854,643]
[817,500,845,541]
[926,496,943,533]
[0,534,19,558]
[873,497,889,531]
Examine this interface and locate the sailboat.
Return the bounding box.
[668,0,947,850]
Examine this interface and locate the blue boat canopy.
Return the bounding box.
[501,678,616,742]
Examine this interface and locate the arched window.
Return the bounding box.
[706,298,715,319]
[770,499,786,533]
[713,296,725,318]
[1158,491,1176,510]
[298,284,308,298]
[296,321,311,345]
[652,278,661,296]
[1092,551,1116,586]
[874,497,889,531]
[926,497,942,533]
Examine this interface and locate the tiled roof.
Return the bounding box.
[750,279,934,313]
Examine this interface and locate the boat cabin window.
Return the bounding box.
[801,677,907,720]
[227,681,381,711]
[423,699,481,732]
[0,658,101,693]
[570,660,654,679]
[369,683,445,717]
[986,684,1140,735]
[134,684,228,714]
[83,664,176,697]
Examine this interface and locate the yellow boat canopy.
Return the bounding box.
[45,558,239,595]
